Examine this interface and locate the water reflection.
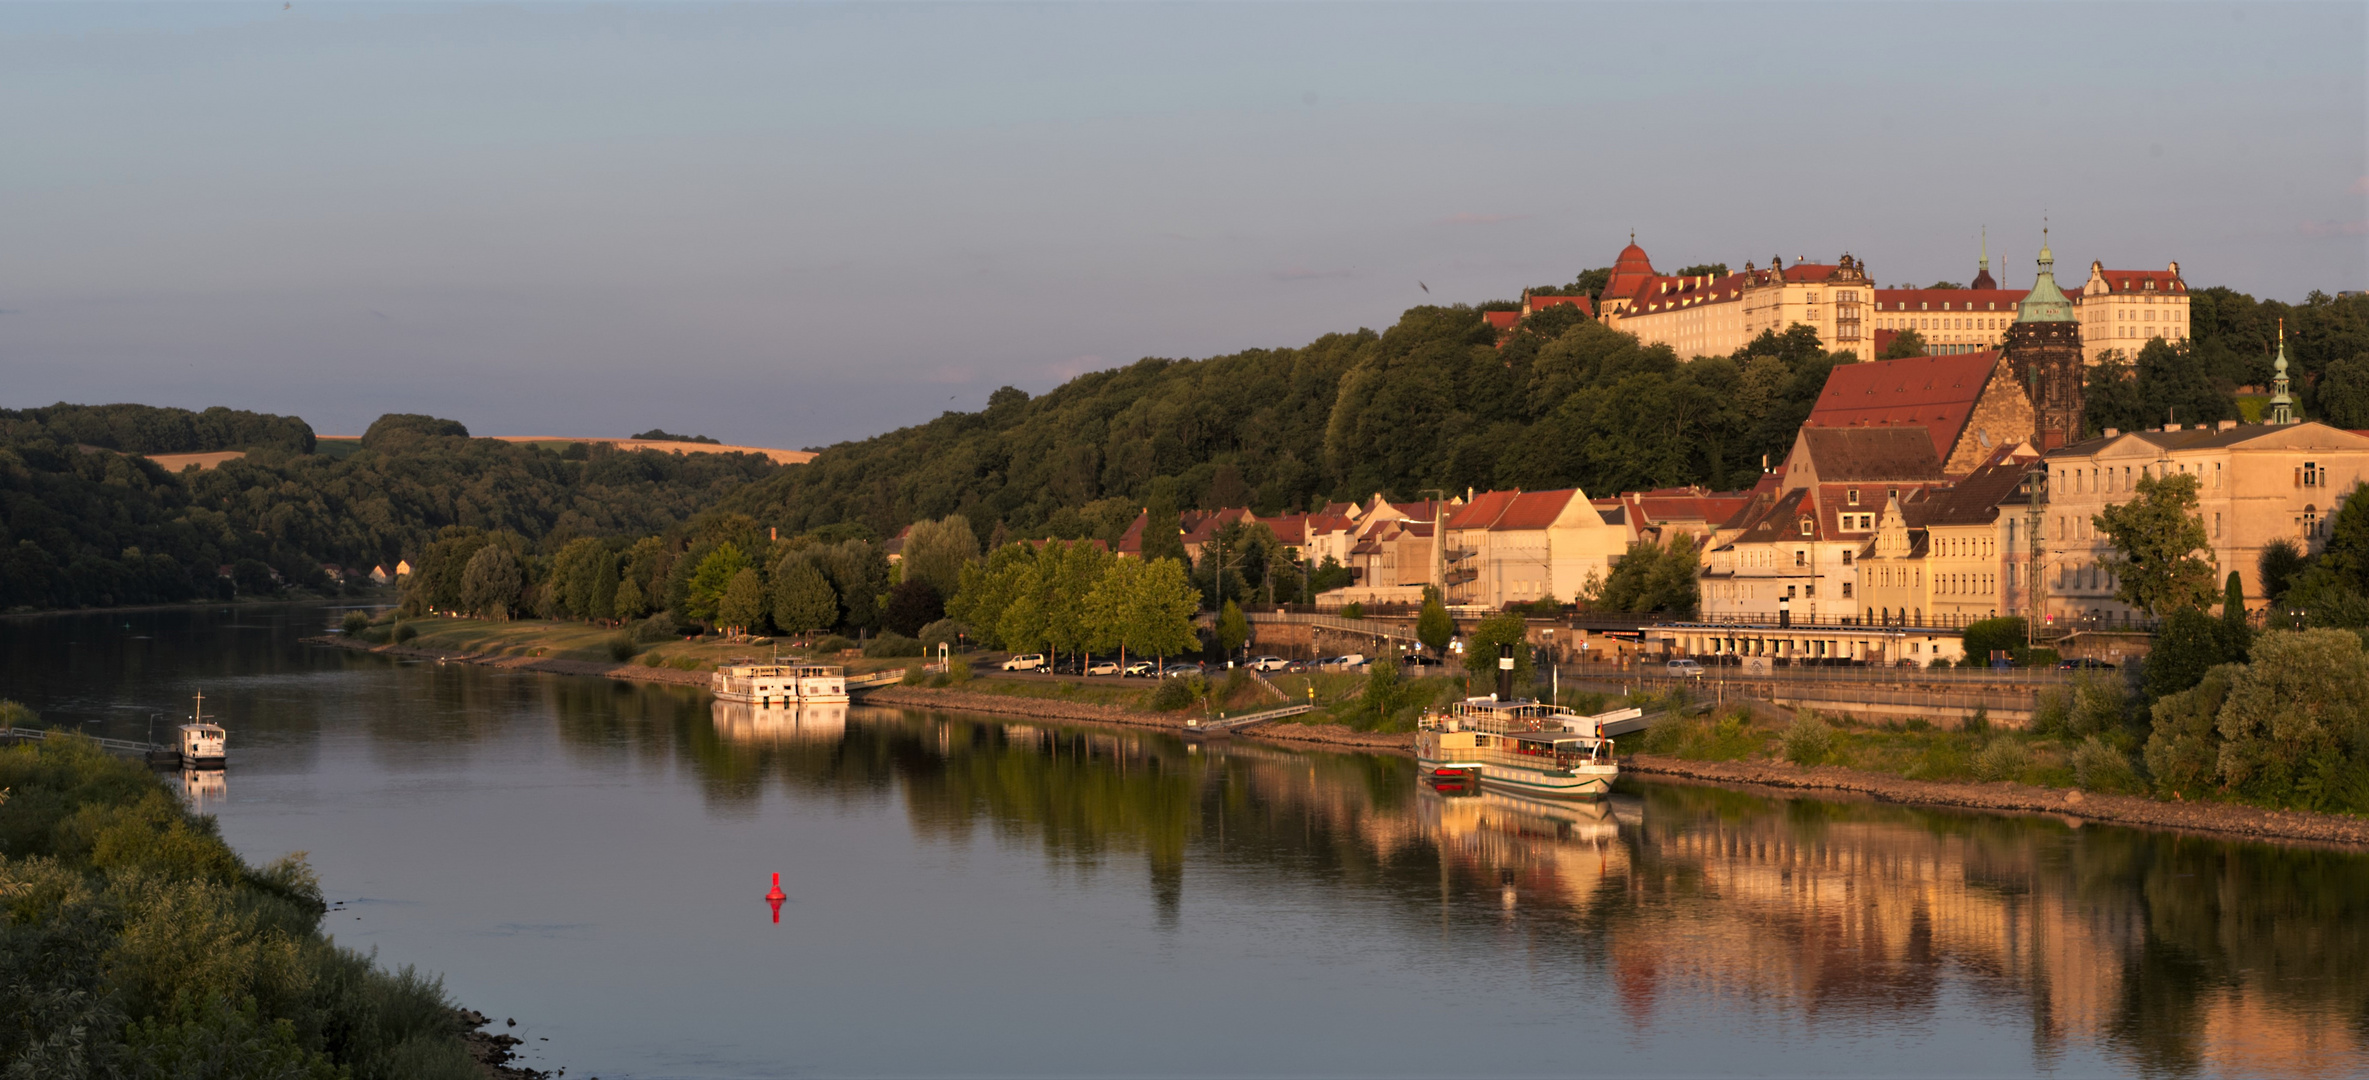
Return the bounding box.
[4,604,2365,1077]
[178,765,226,812]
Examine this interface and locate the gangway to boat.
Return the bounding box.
[4,727,181,766]
[843,670,904,693]
[1184,703,1314,735]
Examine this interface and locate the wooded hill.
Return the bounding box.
[0,409,785,610]
[727,286,2369,548]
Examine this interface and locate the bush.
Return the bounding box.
[641,653,662,667]
[392,621,418,644]
[1962,707,1989,735]
[668,655,702,671]
[341,611,371,636]
[2071,736,2145,794]
[902,664,928,686]
[605,634,638,662]
[2069,676,2130,736]
[2032,687,2072,735]
[946,657,973,685]
[1150,677,1202,711]
[814,635,857,653]
[1339,602,1364,620]
[1961,617,2027,665]
[864,632,925,659]
[916,619,969,651]
[1973,737,2029,782]
[630,613,677,644]
[1781,711,1836,766]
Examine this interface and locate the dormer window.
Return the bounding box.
[1798,516,1814,535]
[1848,488,1860,506]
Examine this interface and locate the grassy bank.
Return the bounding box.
[344,613,916,677]
[0,707,488,1076]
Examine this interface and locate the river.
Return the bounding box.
[4,602,2364,1078]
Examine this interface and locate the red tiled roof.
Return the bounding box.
[1620,270,1749,316]
[1798,427,1947,482]
[1494,489,1579,530]
[1805,352,2003,461]
[1871,288,2027,314]
[1482,310,1522,332]
[1522,293,1595,318]
[2088,266,2187,294]
[1259,513,1309,546]
[1444,489,1521,530]
[1600,241,1659,306]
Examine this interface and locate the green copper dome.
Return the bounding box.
[2015,229,2078,324]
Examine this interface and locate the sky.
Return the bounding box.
[2,2,2364,449]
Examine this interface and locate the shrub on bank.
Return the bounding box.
[814,635,857,654]
[0,711,481,1076]
[1972,737,2029,782]
[392,621,418,644]
[606,634,638,662]
[902,664,927,686]
[341,611,370,636]
[1782,712,1836,766]
[1150,676,1203,711]
[2071,735,2146,794]
[864,632,924,659]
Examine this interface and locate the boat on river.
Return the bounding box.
[1415,698,1631,799]
[178,692,226,768]
[711,663,849,705]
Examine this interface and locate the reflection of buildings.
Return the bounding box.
[1417,788,1627,912]
[708,701,849,744]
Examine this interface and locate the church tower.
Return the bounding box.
[1970,227,1997,290]
[2000,229,2085,449]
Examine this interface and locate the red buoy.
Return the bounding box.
[766,872,786,924]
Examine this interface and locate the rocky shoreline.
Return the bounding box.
[309,634,2366,849]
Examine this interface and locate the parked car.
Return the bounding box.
[1282,659,1311,673]
[1317,653,1367,671]
[1123,661,1157,677]
[1666,658,1706,677]
[1161,664,1204,679]
[1001,653,1046,672]
[1250,656,1288,672]
[1403,655,1442,668]
[2058,657,2116,670]
[1086,660,1121,677]
[1044,656,1085,676]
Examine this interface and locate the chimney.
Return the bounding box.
[2104,428,2120,438]
[2218,420,2238,431]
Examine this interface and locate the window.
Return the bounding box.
[1848,488,1860,506]
[1794,549,1808,567]
[2214,513,2222,538]
[1841,583,1853,599]
[2302,462,2323,488]
[2304,506,2319,538]
[1842,550,1855,565]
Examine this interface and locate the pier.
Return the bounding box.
[4,726,182,766]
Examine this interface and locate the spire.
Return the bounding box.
[2014,225,2076,323]
[1970,226,1997,290]
[2270,318,2294,424]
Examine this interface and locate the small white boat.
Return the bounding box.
[1415,698,1625,799]
[179,691,226,768]
[711,664,849,705]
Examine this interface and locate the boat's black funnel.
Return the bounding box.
[1496,643,1515,702]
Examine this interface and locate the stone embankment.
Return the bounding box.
[1623,754,2369,849]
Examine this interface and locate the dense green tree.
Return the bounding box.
[2133,338,2236,427]
[2312,355,2369,428]
[1417,592,1454,656]
[612,575,648,622]
[1673,263,1729,279]
[1961,617,2027,663]
[1597,536,1701,615]
[882,579,945,638]
[1461,612,1534,691]
[684,543,749,625]
[2083,356,2146,437]
[2220,570,2253,657]
[1216,599,1248,657]
[900,514,980,597]
[2147,608,2231,701]
[1138,490,1188,566]
[458,544,522,619]
[1878,329,1928,360]
[1308,555,1354,597]
[771,556,838,636]
[2319,481,2369,589]
[2259,538,2309,604]
[2094,472,2217,616]
[2146,629,2369,812]
[718,567,768,635]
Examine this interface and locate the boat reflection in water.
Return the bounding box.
[178,765,226,812]
[709,700,850,745]
[1417,784,1628,910]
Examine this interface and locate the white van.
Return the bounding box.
[1666,658,1705,677]
[1001,653,1046,671]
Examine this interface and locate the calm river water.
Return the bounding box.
[4,603,2365,1079]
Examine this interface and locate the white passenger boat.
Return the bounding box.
[1415,698,1628,800]
[179,692,226,768]
[710,664,849,705]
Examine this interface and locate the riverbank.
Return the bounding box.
[1621,753,2369,849]
[308,634,2368,849]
